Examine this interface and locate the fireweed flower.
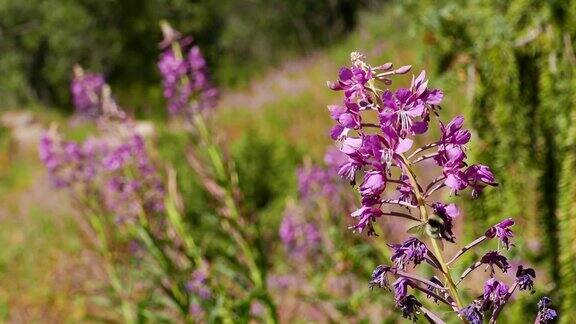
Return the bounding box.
[326,53,552,321]
[279,208,321,261]
[483,278,509,308]
[515,265,536,292]
[39,132,100,188]
[486,218,515,249]
[393,277,414,302]
[71,65,107,118]
[158,24,218,116]
[431,202,459,242]
[186,268,212,300]
[480,251,511,274]
[389,237,429,270]
[369,265,394,289]
[536,297,558,323]
[102,134,165,222]
[460,303,483,324]
[397,295,422,321]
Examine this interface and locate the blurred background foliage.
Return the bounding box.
[0,0,374,111]
[0,0,575,322]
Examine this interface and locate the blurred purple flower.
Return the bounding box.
[279,209,321,261]
[71,67,106,118]
[158,29,218,116]
[186,268,212,300]
[536,297,558,323]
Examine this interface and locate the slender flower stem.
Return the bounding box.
[399,154,465,313]
[425,183,446,198]
[420,306,448,324]
[361,122,380,128]
[425,176,446,194]
[413,285,453,307]
[381,198,417,209]
[394,270,448,292]
[408,142,439,160]
[447,236,487,266]
[382,211,420,221]
[456,261,482,285]
[412,153,439,165]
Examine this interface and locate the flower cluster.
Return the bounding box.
[71,65,108,118]
[102,134,165,223]
[39,132,100,188]
[40,118,164,224]
[158,23,218,116]
[279,206,321,261]
[327,53,556,322]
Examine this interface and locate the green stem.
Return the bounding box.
[399,154,465,313]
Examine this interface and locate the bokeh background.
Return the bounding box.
[0,0,575,322]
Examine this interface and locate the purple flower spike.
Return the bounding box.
[536,297,558,323]
[516,265,536,292]
[483,278,509,308]
[485,218,515,249]
[480,251,510,274]
[158,25,218,116]
[390,237,428,270]
[71,66,106,118]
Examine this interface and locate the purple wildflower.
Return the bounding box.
[460,303,483,324]
[465,164,498,198]
[328,66,373,107]
[369,265,394,289]
[39,132,100,188]
[397,295,422,321]
[393,278,414,302]
[439,116,471,146]
[102,135,165,220]
[480,251,511,274]
[483,278,509,308]
[158,24,218,116]
[515,266,536,292]
[536,297,558,323]
[389,237,428,270]
[279,209,321,260]
[71,65,106,118]
[186,268,212,300]
[486,218,515,249]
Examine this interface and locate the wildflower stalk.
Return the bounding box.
[77,200,136,324]
[399,154,464,312]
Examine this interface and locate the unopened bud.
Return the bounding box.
[395,65,412,75]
